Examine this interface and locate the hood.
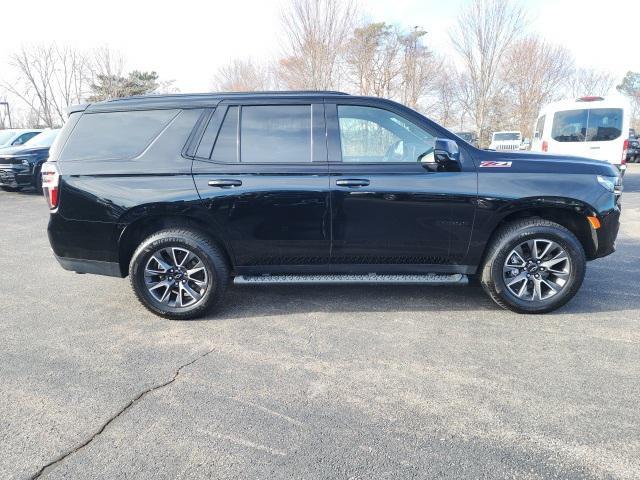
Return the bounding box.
[0,145,50,157]
[478,150,620,177]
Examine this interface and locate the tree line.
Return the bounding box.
[1,0,639,146]
[0,46,175,129]
[213,0,640,145]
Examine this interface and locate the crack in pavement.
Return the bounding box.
[29,347,216,479]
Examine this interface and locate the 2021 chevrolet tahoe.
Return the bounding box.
[42,91,622,319]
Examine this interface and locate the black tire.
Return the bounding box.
[34,167,43,194]
[1,186,20,192]
[480,219,586,314]
[129,228,230,320]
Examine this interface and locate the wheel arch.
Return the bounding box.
[117,214,234,277]
[477,201,598,269]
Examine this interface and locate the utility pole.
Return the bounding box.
[0,101,12,128]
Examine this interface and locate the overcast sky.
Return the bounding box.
[1,0,639,93]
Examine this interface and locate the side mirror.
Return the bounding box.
[420,138,461,172]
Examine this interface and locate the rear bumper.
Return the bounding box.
[47,213,122,276]
[54,254,123,277]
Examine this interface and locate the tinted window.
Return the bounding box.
[13,132,39,145]
[552,109,587,142]
[60,109,178,161]
[585,108,622,141]
[534,116,545,139]
[212,107,238,162]
[196,107,239,161]
[240,105,311,163]
[338,105,434,163]
[552,108,623,143]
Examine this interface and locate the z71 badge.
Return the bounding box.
[480,161,512,168]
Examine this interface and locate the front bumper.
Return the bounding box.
[591,206,620,259]
[0,166,32,188]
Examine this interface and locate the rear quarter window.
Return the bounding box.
[59,109,179,162]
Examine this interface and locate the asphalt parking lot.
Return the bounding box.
[1,166,639,480]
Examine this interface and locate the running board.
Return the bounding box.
[233,273,468,285]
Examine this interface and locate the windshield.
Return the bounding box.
[493,132,521,141]
[24,129,59,147]
[0,131,16,144]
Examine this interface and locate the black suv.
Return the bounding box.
[42,92,621,319]
[0,129,59,192]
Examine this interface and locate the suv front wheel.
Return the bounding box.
[480,219,586,314]
[129,229,229,320]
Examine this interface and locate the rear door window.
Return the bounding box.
[212,106,239,162]
[60,109,178,161]
[240,105,312,163]
[552,109,587,142]
[585,108,622,141]
[196,106,239,161]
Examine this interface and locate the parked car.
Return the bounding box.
[530,96,630,174]
[42,91,621,319]
[0,128,42,148]
[0,129,60,192]
[489,131,522,151]
[454,131,479,147]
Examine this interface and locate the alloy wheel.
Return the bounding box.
[502,238,571,302]
[144,247,209,308]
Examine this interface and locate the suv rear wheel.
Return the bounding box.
[129,229,229,320]
[480,219,586,314]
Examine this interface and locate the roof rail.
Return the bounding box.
[106,90,350,103]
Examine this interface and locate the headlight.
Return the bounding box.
[21,158,31,166]
[597,175,618,193]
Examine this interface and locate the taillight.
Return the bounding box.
[542,140,548,152]
[622,139,629,164]
[41,162,60,210]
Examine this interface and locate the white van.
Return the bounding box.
[530,96,630,172]
[489,131,522,151]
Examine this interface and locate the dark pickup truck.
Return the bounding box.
[42,91,621,319]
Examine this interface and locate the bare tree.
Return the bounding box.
[398,27,441,110]
[278,0,357,90]
[345,22,401,97]
[212,58,275,91]
[501,35,574,137]
[87,46,127,100]
[2,45,59,127]
[450,0,527,145]
[432,68,460,128]
[566,67,615,98]
[0,44,91,127]
[51,46,90,121]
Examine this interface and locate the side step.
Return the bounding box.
[233,273,468,285]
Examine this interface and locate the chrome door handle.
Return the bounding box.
[208,179,242,187]
[336,178,370,187]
